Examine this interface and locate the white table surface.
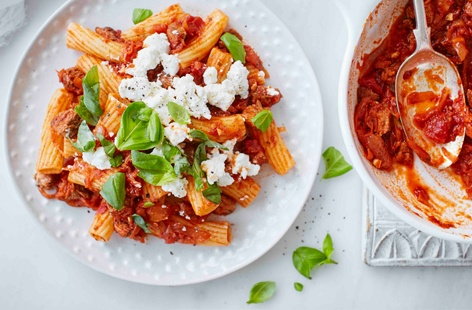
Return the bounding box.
[2,1,472,309]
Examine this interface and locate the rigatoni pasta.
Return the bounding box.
[35,4,294,246]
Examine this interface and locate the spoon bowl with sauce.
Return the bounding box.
[395,0,466,169]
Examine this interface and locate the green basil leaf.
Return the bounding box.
[138,107,153,122]
[131,150,176,186]
[143,201,154,208]
[167,101,190,125]
[75,96,99,126]
[162,141,182,162]
[73,120,96,152]
[96,134,123,168]
[251,110,273,132]
[191,143,207,190]
[204,140,228,150]
[82,66,102,118]
[189,129,209,141]
[323,233,334,259]
[99,172,126,210]
[202,184,222,204]
[131,214,151,233]
[174,155,190,176]
[220,32,246,64]
[294,282,304,292]
[116,101,164,151]
[246,281,276,304]
[132,8,153,24]
[109,154,123,168]
[292,247,327,279]
[322,147,352,179]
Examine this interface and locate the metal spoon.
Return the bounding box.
[395,0,466,169]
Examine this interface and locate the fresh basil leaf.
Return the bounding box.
[82,66,102,118]
[322,147,352,179]
[202,184,222,204]
[75,96,99,126]
[173,155,190,176]
[220,32,246,64]
[323,233,334,259]
[251,110,273,132]
[246,281,276,304]
[189,129,209,141]
[162,141,182,162]
[294,282,304,292]
[109,154,123,168]
[143,201,154,208]
[96,134,123,167]
[100,172,126,210]
[116,101,164,151]
[292,247,327,279]
[204,140,228,150]
[131,214,151,233]
[132,8,153,24]
[138,107,152,122]
[167,101,190,125]
[191,143,207,190]
[131,150,176,186]
[73,120,96,152]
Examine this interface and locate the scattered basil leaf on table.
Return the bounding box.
[75,96,100,126]
[322,146,352,179]
[116,101,164,151]
[131,150,176,186]
[292,234,337,279]
[73,121,96,152]
[100,172,126,210]
[96,134,123,167]
[82,66,102,118]
[251,110,273,132]
[167,101,191,125]
[203,184,222,204]
[294,282,304,292]
[220,32,246,64]
[132,214,151,233]
[132,8,153,24]
[246,281,276,304]
[143,201,154,208]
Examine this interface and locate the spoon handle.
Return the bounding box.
[413,0,431,50]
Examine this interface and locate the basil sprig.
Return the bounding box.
[220,33,246,64]
[76,66,102,125]
[292,234,337,279]
[246,281,276,304]
[189,130,228,150]
[131,150,176,186]
[97,134,123,167]
[251,110,273,132]
[322,147,352,179]
[294,282,304,292]
[167,102,190,125]
[132,214,151,233]
[202,183,222,204]
[100,172,126,210]
[116,102,164,151]
[132,8,153,24]
[161,142,190,176]
[73,120,95,152]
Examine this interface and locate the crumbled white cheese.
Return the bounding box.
[119,77,154,101]
[205,81,236,111]
[161,54,180,76]
[164,122,190,146]
[143,87,172,125]
[232,153,260,179]
[82,147,111,170]
[258,71,265,78]
[126,47,161,77]
[203,66,218,85]
[143,33,170,54]
[162,177,188,198]
[267,87,280,96]
[223,138,237,155]
[182,226,187,231]
[201,152,234,186]
[226,61,249,99]
[170,75,211,119]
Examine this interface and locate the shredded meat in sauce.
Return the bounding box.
[57,67,84,96]
[356,0,472,197]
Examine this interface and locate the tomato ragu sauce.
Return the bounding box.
[355,0,472,198]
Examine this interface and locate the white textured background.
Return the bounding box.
[2,0,472,309]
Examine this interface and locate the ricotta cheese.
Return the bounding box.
[226,61,249,99]
[161,54,180,76]
[162,177,188,198]
[143,33,170,54]
[267,87,280,96]
[232,153,260,179]
[164,122,190,146]
[82,147,111,170]
[118,77,154,101]
[170,75,211,119]
[203,66,218,85]
[201,152,234,186]
[126,47,161,77]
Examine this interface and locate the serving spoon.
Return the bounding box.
[395,0,466,169]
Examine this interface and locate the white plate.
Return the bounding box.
[5,0,323,285]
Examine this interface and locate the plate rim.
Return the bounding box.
[4,0,324,285]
